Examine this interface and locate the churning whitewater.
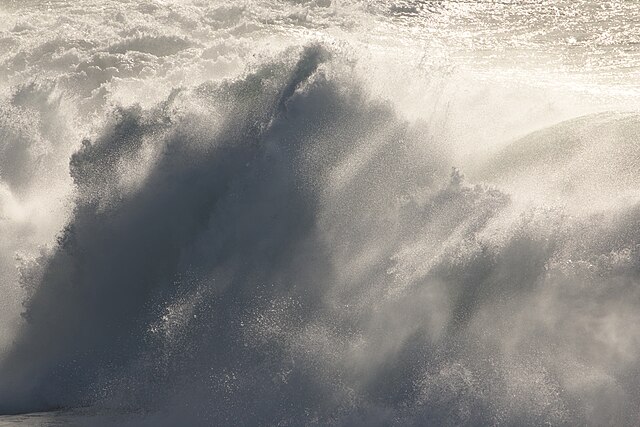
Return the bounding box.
[1,0,640,425]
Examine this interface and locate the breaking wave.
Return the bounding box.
[2,1,640,425]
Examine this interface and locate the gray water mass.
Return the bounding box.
[1,1,640,425]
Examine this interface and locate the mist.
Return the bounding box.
[1,1,640,425]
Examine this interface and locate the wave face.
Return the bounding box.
[2,1,640,425]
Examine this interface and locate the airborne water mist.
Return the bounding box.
[2,1,640,426]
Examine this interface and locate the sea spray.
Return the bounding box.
[1,1,640,425]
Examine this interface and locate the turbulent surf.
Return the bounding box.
[1,1,640,425]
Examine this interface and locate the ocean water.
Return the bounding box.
[1,0,640,425]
